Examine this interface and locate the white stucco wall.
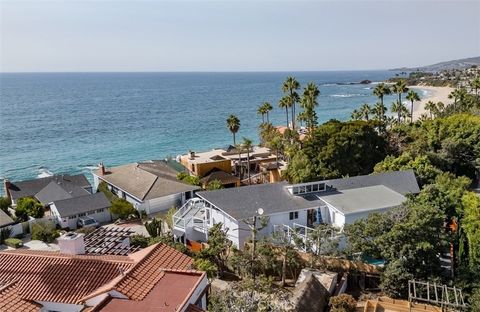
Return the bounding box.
[140,193,182,215]
[50,204,112,229]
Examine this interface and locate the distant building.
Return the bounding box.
[0,233,208,312]
[93,160,200,215]
[180,145,278,186]
[173,170,420,249]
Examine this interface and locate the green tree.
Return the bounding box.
[165,206,177,230]
[350,109,361,121]
[177,172,201,186]
[391,100,404,124]
[299,82,320,134]
[462,192,480,268]
[424,100,437,118]
[145,218,162,237]
[193,258,218,279]
[263,102,273,123]
[373,83,391,120]
[392,79,409,109]
[329,294,357,312]
[206,179,224,190]
[380,259,414,298]
[197,223,232,277]
[359,103,372,121]
[257,104,267,123]
[373,102,387,121]
[278,96,291,128]
[406,90,420,123]
[282,76,300,130]
[0,197,11,213]
[97,181,117,202]
[15,197,44,221]
[109,198,136,219]
[31,221,59,243]
[226,114,240,145]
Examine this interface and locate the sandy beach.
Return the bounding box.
[408,85,454,120]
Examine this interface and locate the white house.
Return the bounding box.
[173,170,420,249]
[50,192,111,229]
[92,160,200,215]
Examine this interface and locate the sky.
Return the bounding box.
[1,0,479,72]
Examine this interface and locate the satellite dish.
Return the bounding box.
[257,208,264,216]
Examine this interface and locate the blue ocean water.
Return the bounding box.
[0,71,405,187]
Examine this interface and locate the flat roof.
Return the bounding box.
[319,185,406,215]
[182,146,275,165]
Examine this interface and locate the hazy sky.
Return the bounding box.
[1,0,479,72]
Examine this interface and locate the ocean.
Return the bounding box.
[0,71,410,188]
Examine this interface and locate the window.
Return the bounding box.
[78,213,86,217]
[68,216,76,220]
[96,209,104,213]
[289,211,299,220]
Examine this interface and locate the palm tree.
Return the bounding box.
[400,105,410,123]
[226,115,240,145]
[471,77,480,101]
[373,83,391,119]
[235,143,243,179]
[278,96,290,128]
[257,105,266,123]
[391,100,404,124]
[359,103,372,121]
[392,80,409,109]
[300,82,320,134]
[282,77,300,130]
[448,89,461,111]
[263,102,273,123]
[297,110,308,127]
[424,100,436,118]
[373,102,387,121]
[351,109,362,120]
[406,90,420,123]
[242,137,253,185]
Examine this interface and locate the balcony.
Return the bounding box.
[173,198,212,236]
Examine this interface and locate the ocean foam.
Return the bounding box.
[37,167,53,178]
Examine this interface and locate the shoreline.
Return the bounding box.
[408,85,454,120]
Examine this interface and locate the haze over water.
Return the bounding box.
[0,71,403,185]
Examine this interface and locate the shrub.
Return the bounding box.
[4,238,23,248]
[206,179,224,190]
[109,198,136,219]
[97,181,117,202]
[0,227,12,244]
[145,218,162,237]
[193,258,217,279]
[0,196,11,213]
[177,172,201,186]
[31,221,59,243]
[329,294,357,312]
[76,226,96,235]
[15,197,44,221]
[130,235,149,248]
[165,207,177,230]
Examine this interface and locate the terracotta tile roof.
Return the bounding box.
[0,282,41,312]
[0,243,193,309]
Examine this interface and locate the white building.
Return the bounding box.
[173,170,420,249]
[92,160,200,215]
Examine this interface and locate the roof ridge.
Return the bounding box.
[0,249,135,263]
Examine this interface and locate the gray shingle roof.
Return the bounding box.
[0,210,15,228]
[197,170,419,220]
[7,174,91,201]
[34,181,73,205]
[53,192,110,217]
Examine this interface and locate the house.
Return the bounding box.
[92,160,201,215]
[50,192,111,229]
[173,170,420,249]
[3,174,92,206]
[0,209,22,237]
[179,145,279,186]
[0,232,208,312]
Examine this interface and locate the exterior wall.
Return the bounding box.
[140,193,183,215]
[180,275,209,312]
[195,160,232,177]
[265,209,308,234]
[343,207,393,225]
[50,204,111,229]
[0,223,23,237]
[210,208,241,247]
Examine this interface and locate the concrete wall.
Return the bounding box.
[140,193,183,215]
[50,204,111,229]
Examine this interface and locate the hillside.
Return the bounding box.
[391,56,480,72]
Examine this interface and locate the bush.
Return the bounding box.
[110,198,136,219]
[177,172,201,186]
[76,226,96,235]
[15,197,44,221]
[0,196,11,213]
[145,218,162,237]
[193,258,217,279]
[4,238,23,248]
[31,221,59,243]
[130,235,149,248]
[0,227,12,244]
[97,181,117,202]
[329,294,357,312]
[206,179,224,190]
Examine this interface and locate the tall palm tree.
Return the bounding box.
[406,90,420,123]
[242,137,253,185]
[257,105,266,123]
[263,102,273,123]
[359,103,372,121]
[235,143,243,179]
[278,96,290,128]
[424,100,436,119]
[448,88,467,111]
[400,105,410,123]
[300,82,320,134]
[391,100,404,124]
[373,83,391,119]
[392,80,409,109]
[351,109,362,120]
[226,115,240,145]
[282,77,300,130]
[373,102,387,121]
[471,77,480,102]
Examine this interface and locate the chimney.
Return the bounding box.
[58,232,85,255]
[98,162,106,175]
[189,151,195,160]
[3,179,11,201]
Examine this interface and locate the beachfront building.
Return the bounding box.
[179,145,280,186]
[0,233,208,312]
[92,160,200,215]
[173,170,420,249]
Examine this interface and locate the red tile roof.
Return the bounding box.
[0,243,194,310]
[0,282,41,312]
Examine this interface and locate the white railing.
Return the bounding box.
[173,198,211,233]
